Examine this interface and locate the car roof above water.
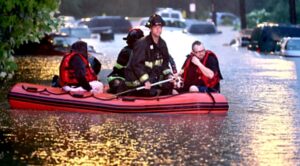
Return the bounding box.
[87,16,132,33]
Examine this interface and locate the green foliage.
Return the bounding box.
[246,0,300,28]
[266,0,289,24]
[0,0,60,82]
[246,9,271,28]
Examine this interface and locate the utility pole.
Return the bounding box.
[211,0,217,26]
[239,0,247,29]
[289,0,297,24]
[189,0,196,19]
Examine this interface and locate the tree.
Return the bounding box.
[246,9,271,28]
[0,0,60,83]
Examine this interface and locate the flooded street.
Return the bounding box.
[1,26,300,165]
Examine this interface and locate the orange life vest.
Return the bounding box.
[59,52,97,87]
[183,51,220,88]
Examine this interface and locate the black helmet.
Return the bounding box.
[123,28,144,46]
[145,14,165,28]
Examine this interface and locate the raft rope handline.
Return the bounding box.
[21,84,169,101]
[22,85,68,95]
[92,91,183,101]
[43,88,93,98]
[206,91,216,113]
[91,94,118,101]
[23,84,93,97]
[22,85,46,93]
[44,88,68,95]
[21,77,179,101]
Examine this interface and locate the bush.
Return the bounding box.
[0,0,60,83]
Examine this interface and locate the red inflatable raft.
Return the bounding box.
[8,83,229,114]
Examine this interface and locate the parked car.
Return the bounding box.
[248,23,300,52]
[87,16,132,34]
[279,37,300,57]
[184,19,220,35]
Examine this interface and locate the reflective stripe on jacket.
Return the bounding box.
[125,34,171,87]
[107,46,132,83]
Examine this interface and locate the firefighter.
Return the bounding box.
[125,14,177,96]
[107,28,144,94]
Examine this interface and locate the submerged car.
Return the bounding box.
[87,16,132,34]
[138,17,185,27]
[13,33,68,56]
[215,12,240,26]
[156,7,184,20]
[137,17,186,35]
[229,28,252,47]
[56,26,102,53]
[184,19,220,35]
[280,37,300,57]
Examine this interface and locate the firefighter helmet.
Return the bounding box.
[123,28,144,46]
[145,14,165,28]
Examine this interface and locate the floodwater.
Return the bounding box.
[1,26,300,165]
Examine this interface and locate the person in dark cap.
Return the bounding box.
[107,28,144,94]
[59,41,103,93]
[125,14,178,96]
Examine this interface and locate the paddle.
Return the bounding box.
[115,78,173,96]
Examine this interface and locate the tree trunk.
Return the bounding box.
[211,0,217,26]
[289,0,297,24]
[239,0,247,29]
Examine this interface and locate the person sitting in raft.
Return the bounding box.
[59,41,103,94]
[107,28,144,94]
[51,45,102,88]
[179,40,223,93]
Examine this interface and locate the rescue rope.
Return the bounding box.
[21,82,203,102]
[206,91,216,114]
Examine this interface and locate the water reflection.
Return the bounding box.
[14,53,114,84]
[250,58,297,80]
[2,110,227,165]
[244,56,298,164]
[14,56,62,83]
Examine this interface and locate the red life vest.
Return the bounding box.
[183,50,220,88]
[59,52,97,87]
